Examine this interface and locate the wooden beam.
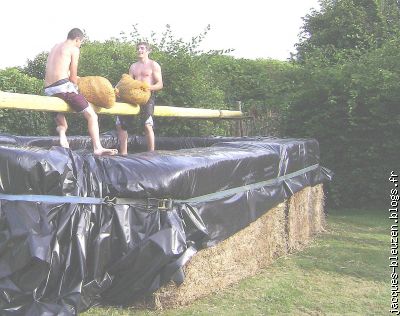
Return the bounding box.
[0,92,243,118]
[0,92,139,114]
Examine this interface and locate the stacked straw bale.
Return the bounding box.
[137,183,325,309]
[309,184,326,234]
[287,185,325,250]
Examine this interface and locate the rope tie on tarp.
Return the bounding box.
[175,163,320,204]
[0,164,320,209]
[0,193,106,205]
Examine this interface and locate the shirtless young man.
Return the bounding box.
[44,28,118,156]
[116,42,163,154]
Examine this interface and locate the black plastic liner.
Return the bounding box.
[0,134,332,315]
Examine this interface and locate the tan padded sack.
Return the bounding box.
[78,76,116,108]
[115,74,151,105]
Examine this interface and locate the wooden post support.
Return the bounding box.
[235,101,244,137]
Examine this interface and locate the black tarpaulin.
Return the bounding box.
[0,134,332,315]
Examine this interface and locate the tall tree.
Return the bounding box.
[295,0,391,64]
[378,0,400,36]
[287,0,400,207]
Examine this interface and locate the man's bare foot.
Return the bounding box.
[59,135,69,148]
[56,126,69,148]
[94,148,119,156]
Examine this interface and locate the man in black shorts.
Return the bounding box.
[116,42,163,154]
[44,28,117,156]
[115,93,155,137]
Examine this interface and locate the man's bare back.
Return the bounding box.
[45,42,78,87]
[44,28,118,156]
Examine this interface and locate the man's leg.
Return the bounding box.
[142,96,155,152]
[54,113,69,148]
[144,123,155,152]
[82,106,118,156]
[116,123,129,155]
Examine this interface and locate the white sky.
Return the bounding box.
[0,0,320,69]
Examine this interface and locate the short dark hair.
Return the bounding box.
[136,42,151,51]
[67,28,84,40]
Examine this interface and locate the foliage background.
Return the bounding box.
[1,0,399,208]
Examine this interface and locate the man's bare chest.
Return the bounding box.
[133,66,152,79]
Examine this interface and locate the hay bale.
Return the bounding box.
[309,184,326,234]
[77,76,116,108]
[287,184,325,251]
[115,74,151,105]
[287,187,312,251]
[138,184,325,309]
[146,202,288,309]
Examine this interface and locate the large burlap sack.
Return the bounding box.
[115,74,151,105]
[77,76,116,108]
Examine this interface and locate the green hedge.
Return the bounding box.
[0,68,53,135]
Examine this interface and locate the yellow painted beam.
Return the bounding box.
[154,106,221,118]
[0,92,140,115]
[219,110,245,118]
[0,92,243,118]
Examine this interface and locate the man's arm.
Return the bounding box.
[128,63,135,78]
[69,47,80,85]
[150,62,163,91]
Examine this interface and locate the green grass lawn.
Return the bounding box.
[82,208,388,315]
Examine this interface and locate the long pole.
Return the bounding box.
[0,92,244,119]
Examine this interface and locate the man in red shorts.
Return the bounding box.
[44,28,118,156]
